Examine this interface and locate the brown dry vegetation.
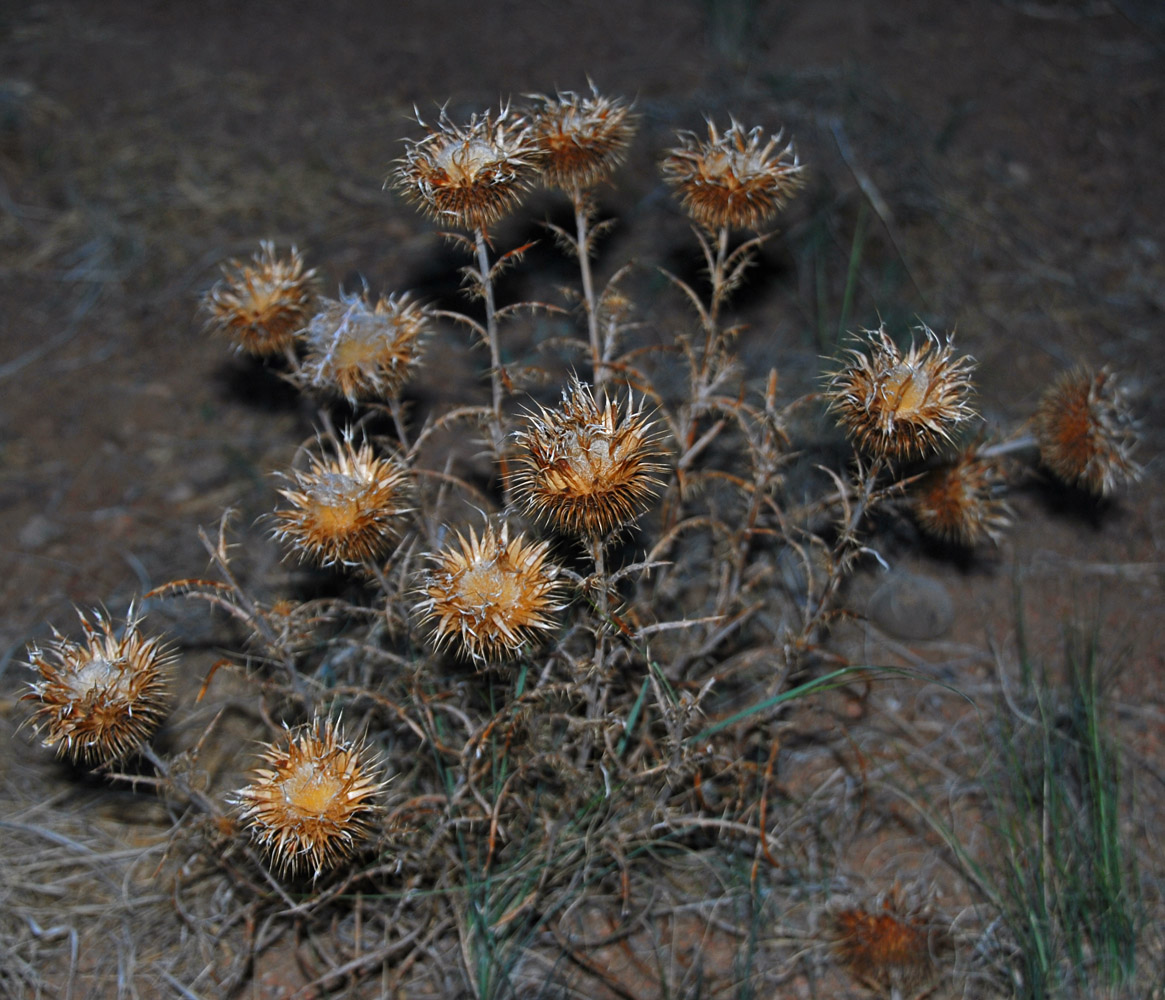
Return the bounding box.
[1,2,1163,998]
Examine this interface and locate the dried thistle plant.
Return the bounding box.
[203,241,317,357]
[391,103,539,233]
[830,892,950,998]
[298,290,429,404]
[661,118,804,232]
[23,606,173,765]
[514,376,665,538]
[528,84,637,389]
[1034,366,1141,496]
[824,325,977,462]
[271,433,413,568]
[415,522,565,663]
[527,85,637,192]
[233,717,385,879]
[911,444,1012,546]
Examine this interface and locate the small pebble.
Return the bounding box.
[867,570,954,640]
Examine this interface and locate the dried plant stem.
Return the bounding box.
[577,535,611,768]
[568,183,605,391]
[978,432,1036,459]
[475,228,509,482]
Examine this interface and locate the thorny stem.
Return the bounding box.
[806,458,885,632]
[704,224,731,359]
[577,535,610,769]
[475,227,510,500]
[570,182,604,391]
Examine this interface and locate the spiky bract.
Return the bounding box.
[912,446,1012,546]
[392,104,539,231]
[831,894,948,996]
[661,118,804,231]
[234,718,384,879]
[203,242,317,357]
[416,523,563,663]
[23,606,172,765]
[824,326,977,461]
[514,378,664,537]
[527,86,636,190]
[1034,366,1140,496]
[299,291,429,403]
[272,435,412,567]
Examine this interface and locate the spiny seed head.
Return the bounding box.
[527,85,637,190]
[233,718,384,879]
[661,117,804,231]
[203,242,317,357]
[824,325,977,461]
[911,446,1012,546]
[23,606,172,765]
[391,103,540,232]
[299,290,429,403]
[1034,366,1141,496]
[416,522,564,663]
[272,433,412,568]
[514,376,666,537]
[830,893,949,996]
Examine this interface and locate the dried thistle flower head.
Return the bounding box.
[234,717,384,879]
[416,522,564,663]
[23,606,172,765]
[661,118,804,231]
[391,103,539,232]
[912,445,1012,546]
[515,377,665,538]
[527,85,637,191]
[824,325,977,461]
[203,241,317,357]
[830,892,950,997]
[1034,366,1141,496]
[272,433,413,568]
[299,291,429,403]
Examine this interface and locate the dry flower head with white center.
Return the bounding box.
[234,718,385,879]
[415,522,564,664]
[824,325,977,462]
[661,118,804,232]
[298,290,429,404]
[272,433,413,568]
[391,103,540,232]
[203,241,317,357]
[23,606,173,765]
[514,377,665,538]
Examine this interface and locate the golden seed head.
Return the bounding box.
[416,522,564,663]
[1034,366,1141,496]
[23,606,172,765]
[234,717,384,879]
[299,291,429,403]
[661,118,804,231]
[824,325,977,461]
[391,104,539,232]
[527,85,637,190]
[831,893,949,996]
[272,434,413,568]
[514,377,666,537]
[203,242,317,357]
[911,446,1012,546]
